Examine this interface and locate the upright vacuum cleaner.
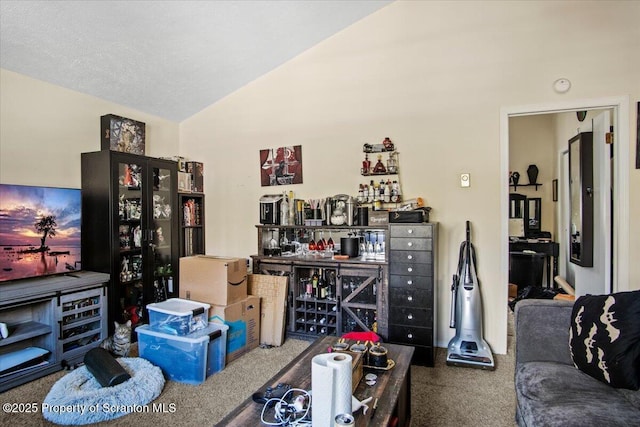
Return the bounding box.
[446,221,495,370]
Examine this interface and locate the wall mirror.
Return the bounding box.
[527,197,541,235]
[568,132,594,266]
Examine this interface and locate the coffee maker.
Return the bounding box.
[259,194,283,224]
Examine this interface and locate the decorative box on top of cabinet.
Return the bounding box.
[387,222,437,366]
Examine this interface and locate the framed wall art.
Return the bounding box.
[259,146,303,186]
[101,114,146,155]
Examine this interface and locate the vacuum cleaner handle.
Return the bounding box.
[449,274,458,328]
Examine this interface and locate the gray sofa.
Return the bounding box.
[514,299,640,426]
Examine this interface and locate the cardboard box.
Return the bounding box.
[247,274,288,347]
[209,296,260,364]
[180,256,247,306]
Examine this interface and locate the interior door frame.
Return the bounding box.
[500,95,630,302]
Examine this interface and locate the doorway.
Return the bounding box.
[499,96,631,352]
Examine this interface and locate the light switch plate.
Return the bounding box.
[461,173,470,187]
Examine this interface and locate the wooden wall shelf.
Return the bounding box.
[510,183,542,191]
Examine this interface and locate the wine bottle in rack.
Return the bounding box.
[311,269,319,299]
[317,268,327,299]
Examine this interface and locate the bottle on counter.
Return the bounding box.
[368,181,375,203]
[391,180,399,202]
[317,268,327,299]
[288,191,295,225]
[384,180,391,203]
[311,269,319,298]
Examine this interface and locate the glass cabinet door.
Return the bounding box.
[150,165,176,303]
[339,267,379,334]
[117,161,144,327]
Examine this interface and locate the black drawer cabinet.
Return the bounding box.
[389,306,432,326]
[389,274,433,289]
[388,324,432,344]
[388,287,432,309]
[388,223,437,366]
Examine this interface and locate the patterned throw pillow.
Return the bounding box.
[569,290,640,390]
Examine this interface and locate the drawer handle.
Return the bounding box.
[407,242,413,247]
[408,229,413,234]
[407,280,413,285]
[407,314,413,320]
[407,255,413,260]
[407,333,413,339]
[407,296,413,301]
[407,267,413,273]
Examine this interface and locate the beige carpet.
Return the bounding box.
[411,332,517,426]
[0,315,516,426]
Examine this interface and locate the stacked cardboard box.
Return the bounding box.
[180,256,259,364]
[247,274,288,347]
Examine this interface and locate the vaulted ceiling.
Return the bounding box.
[0,0,391,122]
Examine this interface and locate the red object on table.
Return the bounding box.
[342,331,380,343]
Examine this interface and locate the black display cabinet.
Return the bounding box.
[81,150,179,333]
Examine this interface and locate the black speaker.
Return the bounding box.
[84,347,131,387]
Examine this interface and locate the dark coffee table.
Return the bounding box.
[216,336,414,426]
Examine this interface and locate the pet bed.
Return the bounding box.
[43,357,164,425]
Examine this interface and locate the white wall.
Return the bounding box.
[0,69,180,189]
[180,1,640,354]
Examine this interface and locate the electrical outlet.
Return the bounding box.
[460,173,470,187]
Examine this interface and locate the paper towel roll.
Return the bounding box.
[311,352,353,427]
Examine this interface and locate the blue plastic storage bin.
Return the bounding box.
[136,322,228,384]
[147,298,210,336]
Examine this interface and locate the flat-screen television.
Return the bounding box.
[0,184,82,283]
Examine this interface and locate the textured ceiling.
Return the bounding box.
[0,0,391,122]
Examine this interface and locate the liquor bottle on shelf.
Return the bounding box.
[387,151,398,173]
[358,184,365,203]
[311,269,319,298]
[384,180,391,203]
[368,181,375,203]
[280,192,289,225]
[317,268,327,299]
[391,180,400,202]
[288,191,295,225]
[303,278,313,299]
[362,153,371,174]
[326,269,336,300]
[373,154,387,174]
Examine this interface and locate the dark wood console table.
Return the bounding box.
[509,240,559,288]
[216,336,414,426]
